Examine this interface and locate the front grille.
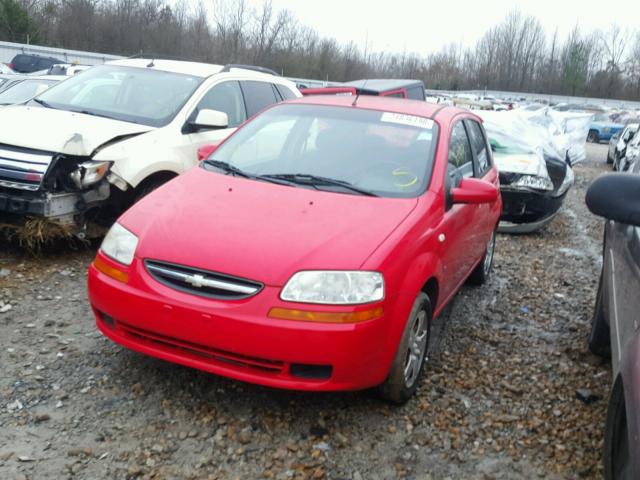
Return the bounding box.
[145,260,263,300]
[118,320,284,374]
[0,145,54,191]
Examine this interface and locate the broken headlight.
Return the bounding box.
[69,161,111,189]
[512,175,554,191]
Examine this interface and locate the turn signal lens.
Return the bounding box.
[268,306,383,324]
[93,256,129,283]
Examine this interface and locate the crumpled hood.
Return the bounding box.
[0,106,151,155]
[121,168,418,286]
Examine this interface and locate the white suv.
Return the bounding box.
[0,59,300,236]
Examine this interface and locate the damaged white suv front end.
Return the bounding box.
[0,60,300,238]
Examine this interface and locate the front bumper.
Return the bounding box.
[0,182,110,225]
[498,187,568,232]
[88,255,393,391]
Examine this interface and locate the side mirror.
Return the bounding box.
[190,109,228,131]
[197,143,220,161]
[586,174,640,226]
[451,178,499,205]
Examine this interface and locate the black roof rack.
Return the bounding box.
[221,64,279,76]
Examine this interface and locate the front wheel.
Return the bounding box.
[468,230,496,285]
[588,130,600,143]
[377,293,431,404]
[604,378,633,480]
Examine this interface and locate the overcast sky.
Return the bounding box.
[249,0,638,56]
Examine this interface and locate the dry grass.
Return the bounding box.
[0,217,77,251]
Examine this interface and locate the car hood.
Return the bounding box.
[122,168,418,286]
[0,105,152,155]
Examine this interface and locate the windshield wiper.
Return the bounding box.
[71,109,118,121]
[32,98,55,109]
[263,174,378,197]
[203,160,292,186]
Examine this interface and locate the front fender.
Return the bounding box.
[620,331,640,478]
[376,251,442,382]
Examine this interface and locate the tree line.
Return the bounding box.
[2,0,640,101]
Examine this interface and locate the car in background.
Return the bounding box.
[609,123,639,170]
[0,75,64,106]
[47,63,92,76]
[589,113,625,143]
[300,79,426,100]
[585,172,640,480]
[9,53,64,74]
[486,128,573,233]
[0,59,300,238]
[87,96,502,404]
[619,131,640,172]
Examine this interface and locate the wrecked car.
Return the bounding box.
[0,59,300,238]
[478,111,574,233]
[609,123,639,171]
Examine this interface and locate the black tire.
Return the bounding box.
[588,273,611,357]
[604,377,633,480]
[377,293,431,405]
[468,230,496,286]
[133,176,174,204]
[588,130,600,143]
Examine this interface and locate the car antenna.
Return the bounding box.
[352,79,369,107]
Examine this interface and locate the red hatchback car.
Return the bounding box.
[88,96,502,403]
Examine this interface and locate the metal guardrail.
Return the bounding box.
[0,41,123,65]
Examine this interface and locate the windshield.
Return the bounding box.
[204,104,439,198]
[33,65,203,127]
[593,113,611,122]
[0,79,57,105]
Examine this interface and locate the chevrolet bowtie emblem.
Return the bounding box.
[185,274,207,288]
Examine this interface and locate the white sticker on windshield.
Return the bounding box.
[380,112,434,130]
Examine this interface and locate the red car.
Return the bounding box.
[88,96,502,403]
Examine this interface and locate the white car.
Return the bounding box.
[0,59,300,237]
[0,75,65,106]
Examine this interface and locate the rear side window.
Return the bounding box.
[465,120,491,176]
[407,86,425,100]
[274,84,297,100]
[240,81,279,117]
[36,58,55,70]
[448,122,474,182]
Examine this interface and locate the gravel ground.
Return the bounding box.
[0,143,612,480]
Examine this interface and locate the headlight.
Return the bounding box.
[512,175,554,191]
[100,223,138,266]
[69,161,111,189]
[281,271,384,305]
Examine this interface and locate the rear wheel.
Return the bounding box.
[589,272,611,357]
[604,378,633,480]
[588,130,600,143]
[377,293,431,404]
[468,230,496,285]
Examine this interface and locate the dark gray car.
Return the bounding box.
[586,170,640,480]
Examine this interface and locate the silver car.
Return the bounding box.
[586,169,640,480]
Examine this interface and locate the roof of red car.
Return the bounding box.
[286,95,477,124]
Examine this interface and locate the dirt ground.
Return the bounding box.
[0,143,613,480]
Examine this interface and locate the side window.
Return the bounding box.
[466,120,491,176]
[447,121,474,186]
[274,84,297,100]
[240,80,279,117]
[407,86,425,100]
[195,81,246,128]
